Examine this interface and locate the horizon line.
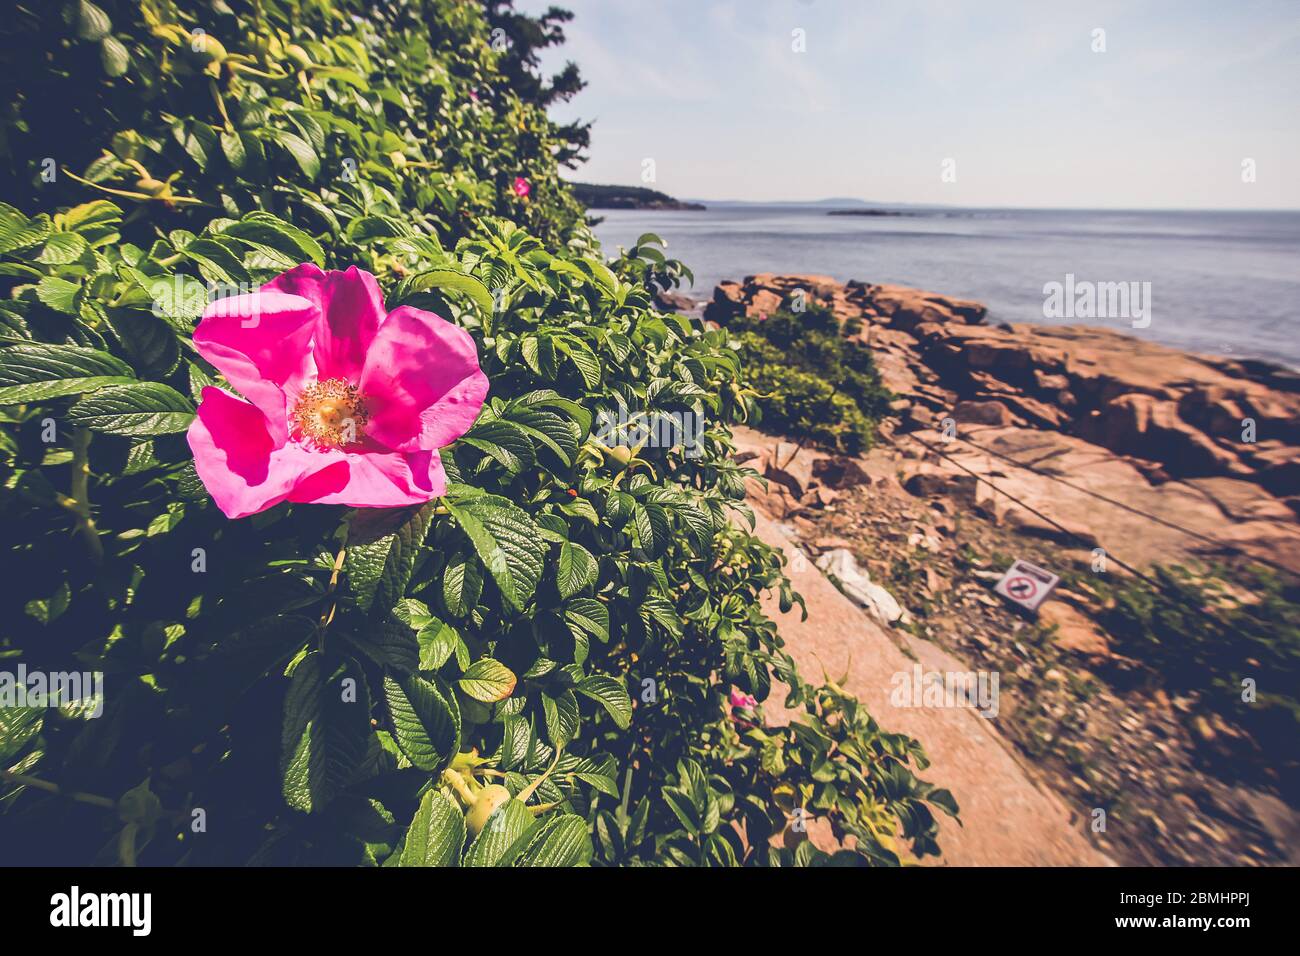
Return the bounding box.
[678,199,1300,213]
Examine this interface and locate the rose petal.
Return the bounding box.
[359,306,488,452]
[187,387,350,519]
[300,445,447,508]
[263,264,387,382]
[192,290,318,443]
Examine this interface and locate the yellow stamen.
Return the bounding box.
[291,378,369,448]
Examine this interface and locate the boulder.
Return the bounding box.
[653,289,696,313]
[812,455,872,489]
[1078,393,1252,479]
[746,288,782,318]
[1038,600,1111,659]
[953,400,1015,427]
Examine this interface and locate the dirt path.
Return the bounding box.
[749,506,1113,866]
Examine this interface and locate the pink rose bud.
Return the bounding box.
[729,688,758,710]
[513,176,531,198]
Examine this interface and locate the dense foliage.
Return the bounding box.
[0,0,953,866]
[732,306,892,455]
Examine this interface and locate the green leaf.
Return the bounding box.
[280,653,372,814]
[100,36,130,75]
[67,382,193,436]
[564,598,609,645]
[222,217,325,269]
[0,343,135,403]
[463,797,537,867]
[631,502,671,559]
[383,673,459,772]
[35,276,80,314]
[220,130,246,171]
[133,272,207,328]
[36,232,88,265]
[0,205,52,254]
[397,789,465,866]
[105,309,180,378]
[556,541,597,600]
[180,237,250,286]
[267,128,320,179]
[408,269,493,315]
[662,788,700,835]
[417,619,461,671]
[576,674,632,729]
[76,1,112,41]
[556,337,601,390]
[540,689,579,748]
[506,406,578,468]
[514,813,592,866]
[460,419,534,475]
[441,550,482,618]
[347,619,419,674]
[458,658,516,703]
[61,200,121,235]
[444,494,545,613]
[345,503,438,614]
[0,707,43,763]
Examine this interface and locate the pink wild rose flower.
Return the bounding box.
[186,264,488,519]
[729,688,758,710]
[512,176,531,199]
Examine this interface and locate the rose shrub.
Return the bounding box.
[0,0,955,866]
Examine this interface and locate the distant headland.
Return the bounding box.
[826,209,912,217]
[571,182,706,210]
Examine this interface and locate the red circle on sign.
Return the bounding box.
[1006,576,1037,599]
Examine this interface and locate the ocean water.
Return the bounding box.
[590,206,1300,369]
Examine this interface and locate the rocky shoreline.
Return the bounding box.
[702,273,1300,575]
[701,273,1300,865]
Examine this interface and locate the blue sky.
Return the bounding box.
[519,0,1300,208]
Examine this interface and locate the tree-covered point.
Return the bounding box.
[0,0,952,867]
[570,182,705,210]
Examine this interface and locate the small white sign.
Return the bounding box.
[993,558,1059,612]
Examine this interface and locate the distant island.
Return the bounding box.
[571,182,706,210]
[827,209,911,217]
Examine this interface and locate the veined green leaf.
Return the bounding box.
[514,813,592,866]
[576,674,632,729]
[458,658,516,703]
[444,494,545,613]
[463,797,537,867]
[280,653,371,814]
[541,689,579,748]
[397,789,465,867]
[556,540,597,600]
[345,502,438,614]
[67,382,193,436]
[384,673,459,772]
[0,343,135,403]
[408,269,493,315]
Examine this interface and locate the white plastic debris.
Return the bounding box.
[815,549,907,626]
